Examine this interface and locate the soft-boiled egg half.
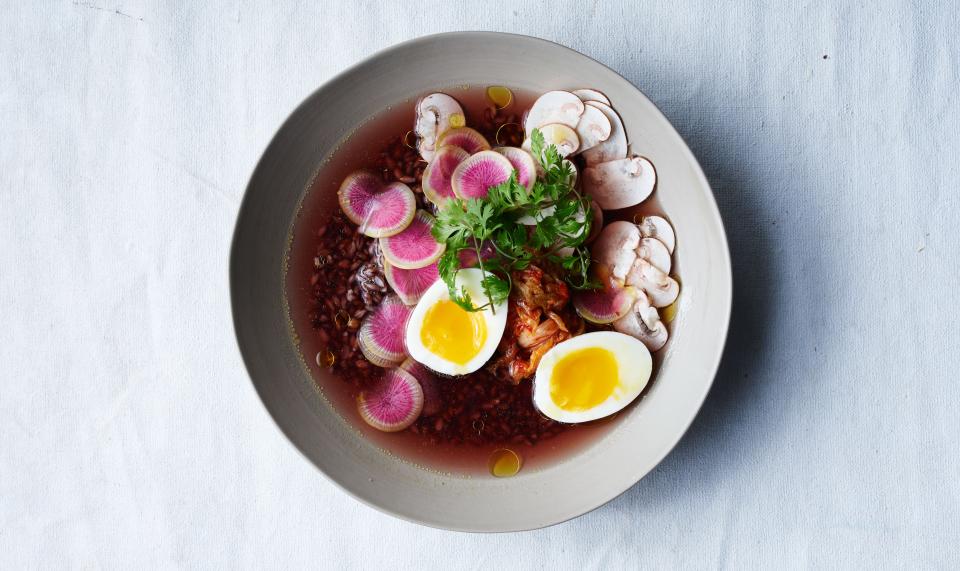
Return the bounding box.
[533,331,652,423]
[405,268,508,376]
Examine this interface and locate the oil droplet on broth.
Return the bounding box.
[489,448,521,477]
[316,350,336,368]
[494,122,521,145]
[486,86,513,109]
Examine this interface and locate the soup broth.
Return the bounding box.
[286,86,668,476]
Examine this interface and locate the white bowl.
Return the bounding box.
[230,32,732,531]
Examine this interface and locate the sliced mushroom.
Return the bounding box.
[625,258,679,308]
[524,90,584,136]
[637,215,675,254]
[591,220,641,281]
[415,93,465,162]
[636,237,671,274]
[582,155,656,210]
[538,123,580,157]
[572,88,611,106]
[580,101,627,166]
[613,292,668,351]
[573,104,612,154]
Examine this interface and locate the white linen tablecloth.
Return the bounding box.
[2,1,958,568]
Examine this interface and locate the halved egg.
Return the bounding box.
[533,331,652,423]
[405,268,508,376]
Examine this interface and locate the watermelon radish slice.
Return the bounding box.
[399,358,443,417]
[573,263,638,324]
[451,150,514,200]
[357,367,424,432]
[358,295,411,367]
[338,171,416,238]
[457,240,496,268]
[421,145,470,206]
[573,282,638,324]
[494,146,537,191]
[379,210,445,269]
[436,127,491,155]
[383,259,439,305]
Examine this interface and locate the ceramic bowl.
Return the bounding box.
[231,32,731,531]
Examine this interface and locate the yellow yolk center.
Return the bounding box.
[550,347,620,411]
[420,299,487,365]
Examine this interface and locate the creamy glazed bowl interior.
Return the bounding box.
[230,32,732,532]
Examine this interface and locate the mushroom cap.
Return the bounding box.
[637,237,671,274]
[524,90,585,136]
[415,93,464,162]
[592,220,641,281]
[580,101,628,166]
[583,155,657,210]
[572,88,611,106]
[625,258,680,308]
[573,103,612,153]
[637,215,676,254]
[613,292,669,352]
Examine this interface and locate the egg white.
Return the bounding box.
[533,331,652,423]
[405,268,508,376]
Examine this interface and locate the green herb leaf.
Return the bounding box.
[431,127,594,309]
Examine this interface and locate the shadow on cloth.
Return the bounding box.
[589,88,789,519]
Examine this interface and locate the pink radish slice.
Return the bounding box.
[451,150,514,200]
[399,358,442,417]
[436,127,491,155]
[357,367,424,432]
[494,147,537,191]
[457,240,496,268]
[338,171,416,238]
[573,282,638,324]
[422,146,470,206]
[358,295,411,367]
[383,259,439,305]
[379,210,445,269]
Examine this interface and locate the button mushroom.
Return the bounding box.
[613,292,668,352]
[591,220,641,281]
[573,103,612,154]
[415,93,465,162]
[580,101,627,166]
[625,258,679,308]
[572,88,611,106]
[636,215,675,254]
[637,237,671,274]
[523,90,585,137]
[583,155,657,210]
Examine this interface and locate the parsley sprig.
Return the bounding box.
[432,128,598,312]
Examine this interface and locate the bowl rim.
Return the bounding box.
[230,31,733,532]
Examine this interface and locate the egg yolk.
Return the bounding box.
[420,299,487,365]
[550,347,620,411]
